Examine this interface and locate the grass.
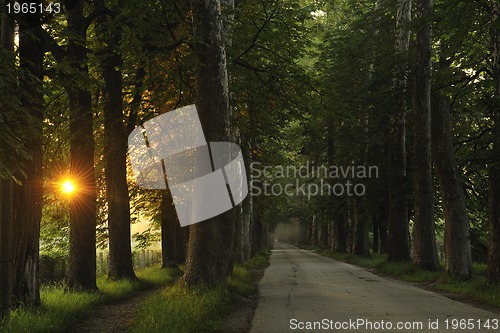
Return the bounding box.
[128,284,228,333]
[128,248,271,333]
[303,245,500,309]
[0,266,174,333]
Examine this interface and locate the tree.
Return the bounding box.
[411,0,439,270]
[11,0,45,306]
[65,0,97,291]
[0,179,13,322]
[488,0,500,284]
[0,7,16,321]
[160,191,186,268]
[98,8,136,281]
[182,0,235,286]
[387,0,411,262]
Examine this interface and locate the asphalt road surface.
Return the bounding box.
[250,243,500,333]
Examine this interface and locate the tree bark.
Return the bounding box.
[161,190,185,268]
[11,5,45,306]
[0,179,13,321]
[332,206,347,253]
[65,0,97,291]
[353,196,370,256]
[488,0,500,284]
[99,14,136,281]
[182,0,235,286]
[241,160,253,260]
[0,9,15,321]
[387,0,411,262]
[411,0,440,271]
[432,92,472,278]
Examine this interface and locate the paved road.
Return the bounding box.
[250,243,500,333]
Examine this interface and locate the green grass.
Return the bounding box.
[228,249,270,297]
[128,284,227,333]
[129,248,271,333]
[0,266,174,333]
[303,245,500,309]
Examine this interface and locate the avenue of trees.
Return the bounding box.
[0,0,500,324]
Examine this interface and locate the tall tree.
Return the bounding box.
[160,191,186,268]
[432,89,473,278]
[488,0,500,284]
[411,0,440,270]
[0,7,15,321]
[182,0,235,286]
[387,0,411,262]
[98,10,136,281]
[65,0,97,291]
[11,0,45,306]
[0,179,13,322]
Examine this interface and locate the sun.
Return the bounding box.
[61,180,75,194]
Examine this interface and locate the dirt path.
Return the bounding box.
[71,288,159,333]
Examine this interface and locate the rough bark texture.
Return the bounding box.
[0,11,15,321]
[182,0,235,286]
[432,92,472,278]
[66,0,97,291]
[387,0,411,262]
[241,162,253,260]
[100,15,136,281]
[0,179,13,321]
[488,0,500,284]
[411,0,440,271]
[11,3,45,307]
[160,191,185,267]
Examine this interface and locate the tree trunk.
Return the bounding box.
[432,92,472,278]
[0,10,15,321]
[182,0,235,286]
[233,205,244,263]
[372,213,380,254]
[332,205,347,253]
[411,0,439,271]
[11,11,45,306]
[251,210,263,256]
[99,15,136,281]
[379,194,388,253]
[488,0,500,284]
[319,220,328,248]
[66,0,97,291]
[161,190,185,268]
[353,196,370,256]
[387,0,411,262]
[0,179,13,321]
[241,165,253,260]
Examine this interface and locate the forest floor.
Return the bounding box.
[70,288,160,333]
[69,267,267,333]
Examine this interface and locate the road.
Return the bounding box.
[250,243,500,333]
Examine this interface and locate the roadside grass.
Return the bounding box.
[128,284,228,333]
[0,266,174,333]
[128,247,272,333]
[303,245,500,309]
